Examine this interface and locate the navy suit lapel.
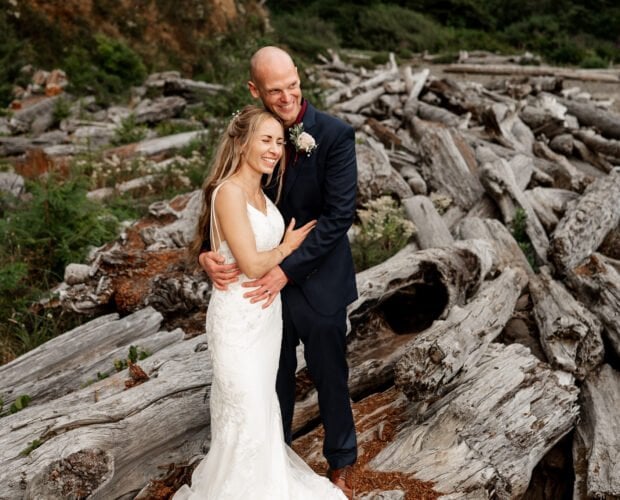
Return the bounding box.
[283,103,317,202]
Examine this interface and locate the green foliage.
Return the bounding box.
[52,97,72,126]
[0,174,119,362]
[113,344,150,372]
[10,394,31,414]
[0,6,26,107]
[510,208,538,271]
[272,14,340,58]
[155,120,203,137]
[20,438,42,456]
[63,35,147,104]
[111,115,148,146]
[351,196,415,272]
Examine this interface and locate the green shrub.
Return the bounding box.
[111,114,148,146]
[0,174,119,362]
[64,34,147,104]
[351,196,415,272]
[510,208,538,271]
[580,54,607,68]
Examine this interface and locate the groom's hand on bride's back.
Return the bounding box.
[198,250,241,291]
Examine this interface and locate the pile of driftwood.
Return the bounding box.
[1,53,619,499]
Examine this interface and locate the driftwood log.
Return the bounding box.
[478,149,549,264]
[292,241,497,433]
[455,216,532,273]
[0,333,212,499]
[550,169,620,273]
[411,119,484,210]
[528,267,604,380]
[0,308,183,409]
[375,342,579,499]
[572,364,620,499]
[565,254,620,358]
[394,267,527,401]
[402,196,454,249]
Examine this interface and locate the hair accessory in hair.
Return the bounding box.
[231,109,241,121]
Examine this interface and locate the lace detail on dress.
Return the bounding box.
[172,184,346,500]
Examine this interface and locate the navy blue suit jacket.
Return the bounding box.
[265,102,358,316]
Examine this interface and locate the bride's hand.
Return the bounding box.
[281,218,317,254]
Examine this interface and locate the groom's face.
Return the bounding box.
[249,65,302,128]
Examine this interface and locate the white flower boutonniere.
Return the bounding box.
[289,123,317,156]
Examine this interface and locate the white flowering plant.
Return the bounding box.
[288,123,317,156]
[351,196,415,271]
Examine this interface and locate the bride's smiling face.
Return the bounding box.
[242,116,285,176]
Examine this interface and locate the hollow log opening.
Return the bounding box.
[381,282,448,334]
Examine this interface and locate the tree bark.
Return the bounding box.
[348,241,496,329]
[524,187,579,233]
[0,308,183,409]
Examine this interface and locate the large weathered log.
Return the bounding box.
[481,102,535,154]
[528,267,604,380]
[386,150,427,195]
[524,187,579,233]
[550,169,620,272]
[573,129,620,165]
[455,216,533,273]
[565,254,620,358]
[348,241,496,328]
[291,241,497,433]
[133,96,187,124]
[532,140,589,192]
[445,63,620,83]
[356,137,413,203]
[374,342,579,499]
[573,364,620,499]
[402,196,454,249]
[336,87,385,114]
[141,190,202,249]
[0,334,212,499]
[412,118,485,210]
[478,148,550,264]
[0,308,184,409]
[558,96,620,140]
[394,267,528,401]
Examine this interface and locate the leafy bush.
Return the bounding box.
[111,115,149,146]
[0,174,119,362]
[351,196,415,272]
[64,35,147,104]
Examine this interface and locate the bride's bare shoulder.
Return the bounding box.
[215,181,245,208]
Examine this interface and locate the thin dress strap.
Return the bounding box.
[210,182,227,253]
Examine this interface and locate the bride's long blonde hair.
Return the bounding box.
[188,105,285,264]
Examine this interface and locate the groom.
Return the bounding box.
[200,46,358,498]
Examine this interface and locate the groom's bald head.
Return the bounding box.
[250,46,296,82]
[248,46,302,127]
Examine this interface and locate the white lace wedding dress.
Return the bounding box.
[173,185,346,500]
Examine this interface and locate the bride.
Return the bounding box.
[175,105,347,499]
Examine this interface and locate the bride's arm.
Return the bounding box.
[215,183,315,279]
